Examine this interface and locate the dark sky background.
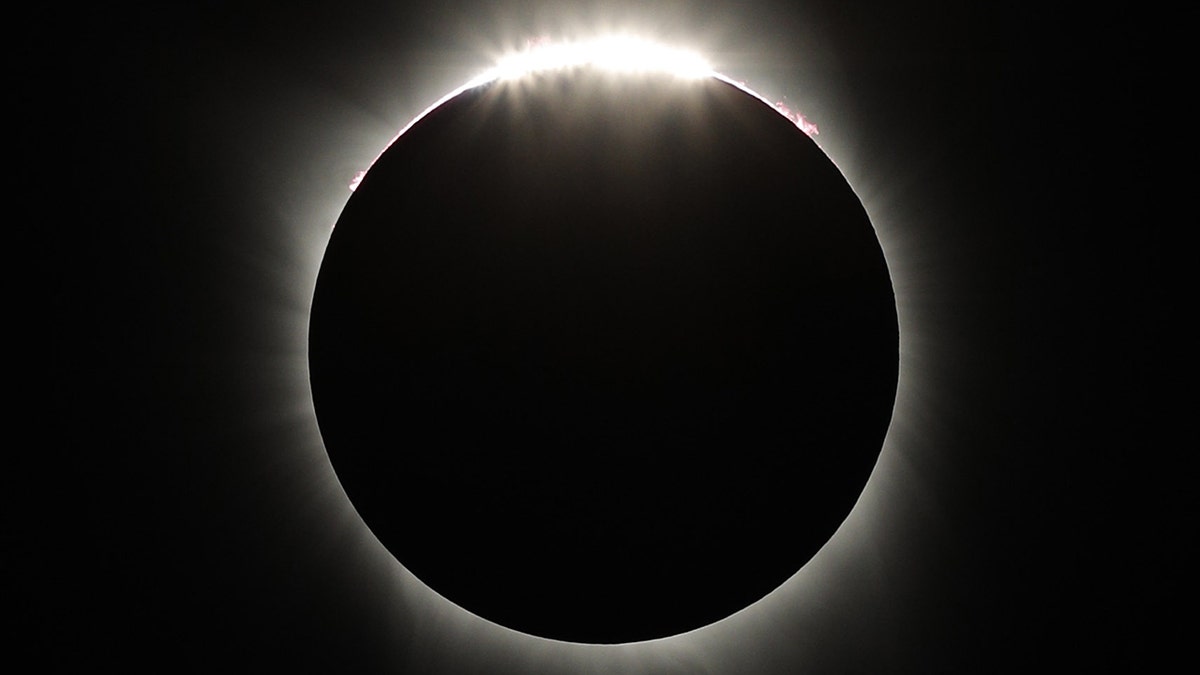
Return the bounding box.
[22,1,1179,672]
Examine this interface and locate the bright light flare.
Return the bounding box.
[349,36,820,191]
[473,35,714,83]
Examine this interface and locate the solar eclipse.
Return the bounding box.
[309,39,897,643]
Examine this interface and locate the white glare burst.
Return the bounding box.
[473,35,715,83]
[349,36,817,191]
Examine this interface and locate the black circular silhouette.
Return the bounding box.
[309,68,897,644]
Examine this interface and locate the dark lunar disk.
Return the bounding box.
[309,68,897,644]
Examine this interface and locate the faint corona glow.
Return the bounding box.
[349,36,817,191]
